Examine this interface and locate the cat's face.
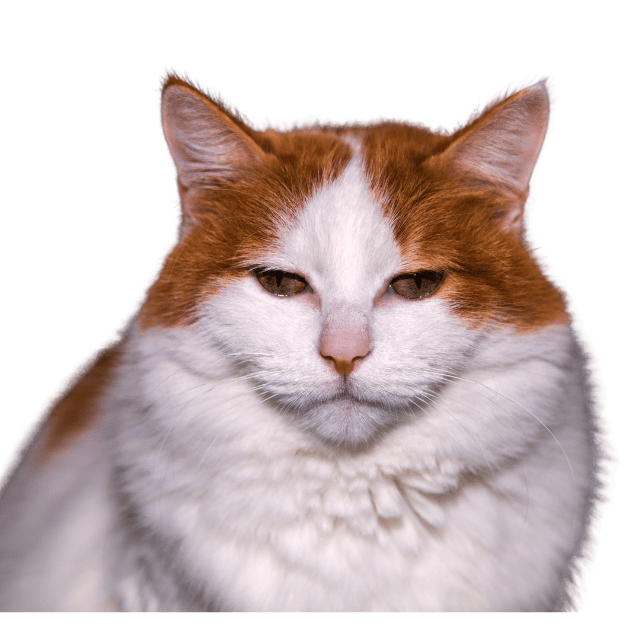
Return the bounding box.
[198,155,485,446]
[139,77,568,449]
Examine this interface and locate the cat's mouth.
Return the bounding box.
[333,384,359,402]
[298,388,399,448]
[269,376,414,447]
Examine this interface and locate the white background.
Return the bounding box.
[0,0,622,614]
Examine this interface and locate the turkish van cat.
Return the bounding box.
[0,76,599,611]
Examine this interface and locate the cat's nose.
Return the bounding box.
[319,331,371,376]
[319,307,371,377]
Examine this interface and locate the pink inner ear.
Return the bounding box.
[319,305,371,377]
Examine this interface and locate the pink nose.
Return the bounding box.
[319,311,371,377]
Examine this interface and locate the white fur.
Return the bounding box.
[0,154,595,610]
[0,423,113,610]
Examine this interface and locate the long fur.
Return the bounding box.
[0,78,599,611]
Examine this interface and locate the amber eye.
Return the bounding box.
[390,270,444,300]
[255,269,308,297]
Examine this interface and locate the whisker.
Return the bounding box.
[409,392,498,486]
[414,363,578,543]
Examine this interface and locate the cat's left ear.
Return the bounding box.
[431,82,549,234]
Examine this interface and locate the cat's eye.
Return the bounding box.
[254,269,309,297]
[390,270,444,300]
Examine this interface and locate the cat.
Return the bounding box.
[0,75,599,611]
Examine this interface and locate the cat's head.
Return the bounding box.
[139,76,567,449]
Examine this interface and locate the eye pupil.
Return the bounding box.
[390,271,444,300]
[255,269,308,297]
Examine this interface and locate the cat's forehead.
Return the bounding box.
[278,152,402,302]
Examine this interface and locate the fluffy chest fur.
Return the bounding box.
[109,322,588,611]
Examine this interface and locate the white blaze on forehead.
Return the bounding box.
[282,153,401,305]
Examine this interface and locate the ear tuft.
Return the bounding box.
[161,75,265,188]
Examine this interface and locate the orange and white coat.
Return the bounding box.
[0,78,598,610]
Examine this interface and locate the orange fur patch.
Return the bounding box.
[143,80,567,332]
[139,129,352,328]
[360,113,567,331]
[35,344,122,461]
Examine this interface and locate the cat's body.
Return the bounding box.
[0,78,598,611]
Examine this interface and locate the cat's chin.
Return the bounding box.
[299,397,392,448]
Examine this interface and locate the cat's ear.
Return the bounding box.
[431,82,549,233]
[161,76,266,188]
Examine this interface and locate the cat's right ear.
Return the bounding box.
[161,76,267,189]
